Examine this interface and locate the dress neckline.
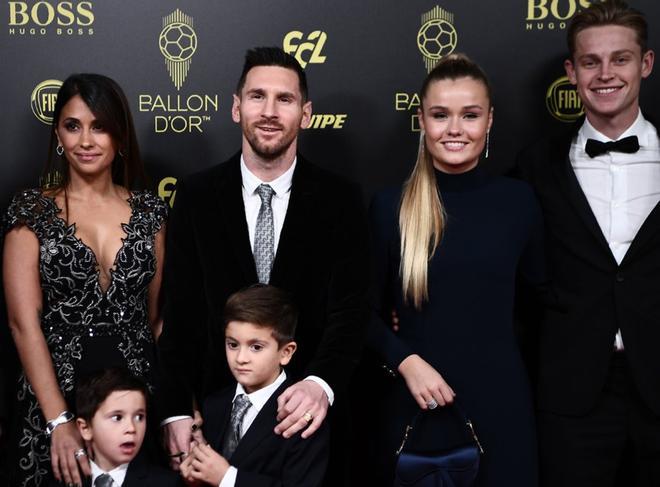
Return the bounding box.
[434,165,488,192]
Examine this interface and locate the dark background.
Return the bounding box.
[1,0,658,483]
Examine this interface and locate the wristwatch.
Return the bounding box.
[44,410,75,436]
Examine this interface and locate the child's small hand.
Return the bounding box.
[179,454,201,486]
[186,443,230,485]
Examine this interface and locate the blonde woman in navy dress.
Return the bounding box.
[3,74,167,486]
[368,54,544,486]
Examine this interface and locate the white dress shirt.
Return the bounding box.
[219,371,288,487]
[570,111,660,350]
[90,459,128,487]
[163,155,334,425]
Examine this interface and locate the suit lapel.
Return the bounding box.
[121,460,146,487]
[270,157,315,286]
[550,127,617,263]
[214,154,258,282]
[621,118,660,265]
[228,380,290,465]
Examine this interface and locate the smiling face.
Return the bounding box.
[565,25,654,135]
[418,77,493,174]
[55,94,118,181]
[232,65,312,165]
[225,321,296,393]
[78,390,146,471]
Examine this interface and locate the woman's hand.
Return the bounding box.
[50,421,91,486]
[398,354,455,409]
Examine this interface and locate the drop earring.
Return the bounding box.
[56,144,64,156]
[485,132,490,159]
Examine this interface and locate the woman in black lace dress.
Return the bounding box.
[2,74,167,486]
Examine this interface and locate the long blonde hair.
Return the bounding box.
[398,54,492,309]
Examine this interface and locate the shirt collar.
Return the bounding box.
[578,109,650,145]
[233,370,287,413]
[90,459,129,486]
[240,155,296,198]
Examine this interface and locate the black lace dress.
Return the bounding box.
[3,189,167,487]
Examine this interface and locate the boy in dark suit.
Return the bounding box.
[180,285,328,487]
[72,368,180,487]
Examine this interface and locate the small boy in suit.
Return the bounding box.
[180,284,329,486]
[74,368,180,486]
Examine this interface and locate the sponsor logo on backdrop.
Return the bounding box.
[306,114,347,129]
[525,0,595,31]
[391,6,456,133]
[31,79,62,124]
[138,9,219,134]
[417,6,457,73]
[546,75,583,122]
[159,9,197,90]
[283,30,327,68]
[158,177,177,207]
[8,1,94,36]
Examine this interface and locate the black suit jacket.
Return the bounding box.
[203,379,329,487]
[48,459,182,487]
[158,153,369,417]
[516,121,660,415]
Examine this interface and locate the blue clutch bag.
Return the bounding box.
[394,401,484,487]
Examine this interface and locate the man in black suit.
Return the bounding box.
[516,2,659,486]
[157,47,368,485]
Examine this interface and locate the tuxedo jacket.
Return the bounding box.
[516,120,660,416]
[203,379,329,487]
[157,153,369,417]
[48,460,182,487]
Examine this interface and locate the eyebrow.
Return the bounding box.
[428,104,484,110]
[245,87,297,99]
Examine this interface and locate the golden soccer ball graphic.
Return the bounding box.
[159,22,197,62]
[417,19,457,59]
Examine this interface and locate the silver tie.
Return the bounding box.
[221,394,252,459]
[254,184,275,283]
[94,473,114,487]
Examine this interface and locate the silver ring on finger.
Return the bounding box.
[426,398,438,410]
[74,448,87,460]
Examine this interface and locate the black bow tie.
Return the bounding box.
[584,135,640,158]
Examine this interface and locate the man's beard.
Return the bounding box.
[244,123,296,161]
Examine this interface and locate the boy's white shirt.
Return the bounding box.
[220,370,287,487]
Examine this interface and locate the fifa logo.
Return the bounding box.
[31,79,62,124]
[283,31,327,69]
[418,6,457,73]
[546,76,583,122]
[159,9,197,90]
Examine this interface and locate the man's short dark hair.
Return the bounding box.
[76,367,148,422]
[235,46,308,102]
[223,284,298,347]
[567,0,648,59]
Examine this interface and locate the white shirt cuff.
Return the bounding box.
[304,376,334,406]
[219,466,237,487]
[159,415,193,427]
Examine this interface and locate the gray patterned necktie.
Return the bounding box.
[254,184,275,283]
[94,473,114,487]
[221,394,252,459]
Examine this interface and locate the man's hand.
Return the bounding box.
[275,380,328,439]
[181,443,229,486]
[163,418,194,471]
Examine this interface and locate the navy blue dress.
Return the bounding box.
[368,166,543,487]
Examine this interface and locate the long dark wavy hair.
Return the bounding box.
[42,73,146,194]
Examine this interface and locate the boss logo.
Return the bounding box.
[8,1,94,27]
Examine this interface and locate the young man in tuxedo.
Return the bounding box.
[516,2,659,486]
[157,47,368,485]
[64,368,180,487]
[179,285,328,487]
